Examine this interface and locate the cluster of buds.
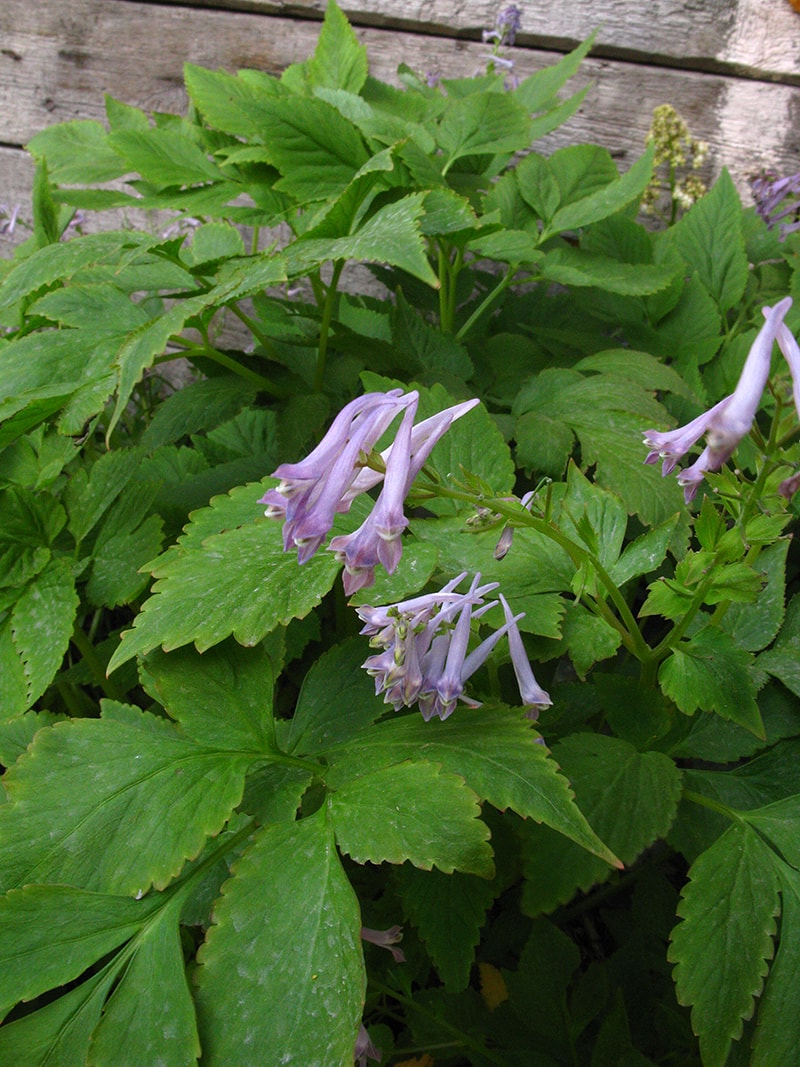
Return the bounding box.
[749,170,800,240]
[641,104,708,218]
[357,573,551,722]
[262,390,477,594]
[643,297,799,501]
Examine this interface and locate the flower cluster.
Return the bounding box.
[641,104,708,218]
[357,573,551,721]
[480,4,522,86]
[262,390,478,594]
[643,297,795,501]
[749,169,800,240]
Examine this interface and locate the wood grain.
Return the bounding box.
[0,0,798,244]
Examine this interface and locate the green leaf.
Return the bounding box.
[545,144,655,235]
[107,481,342,672]
[514,34,594,114]
[287,639,385,754]
[0,486,65,587]
[659,626,764,737]
[329,760,494,877]
[561,602,621,677]
[668,168,748,312]
[184,64,277,139]
[541,245,677,295]
[0,706,255,894]
[515,151,560,222]
[437,91,531,171]
[0,709,64,766]
[306,0,368,93]
[290,193,438,286]
[0,962,117,1067]
[751,864,800,1067]
[87,898,201,1067]
[669,823,779,1067]
[0,885,153,1015]
[323,707,619,867]
[106,128,222,186]
[520,734,682,916]
[741,796,800,872]
[10,558,78,708]
[610,514,680,586]
[194,808,365,1067]
[141,640,278,753]
[391,291,473,381]
[394,864,496,991]
[254,94,368,201]
[27,121,127,183]
[32,160,62,248]
[87,513,164,608]
[64,447,147,544]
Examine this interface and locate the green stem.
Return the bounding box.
[71,623,127,702]
[369,980,513,1066]
[314,260,344,392]
[683,789,743,823]
[422,482,652,662]
[227,303,281,360]
[164,340,286,395]
[456,266,517,341]
[648,574,716,662]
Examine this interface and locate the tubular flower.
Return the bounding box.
[360,925,406,963]
[643,297,793,502]
[750,170,800,240]
[262,391,478,581]
[357,573,550,721]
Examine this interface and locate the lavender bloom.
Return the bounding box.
[261,390,412,563]
[0,203,20,239]
[750,170,800,240]
[768,307,800,497]
[358,573,548,721]
[643,297,792,502]
[361,925,406,963]
[327,397,479,593]
[354,1025,381,1067]
[499,594,552,718]
[483,4,522,46]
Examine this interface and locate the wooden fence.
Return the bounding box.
[1,0,799,247]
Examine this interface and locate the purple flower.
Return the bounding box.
[750,170,800,240]
[263,392,478,584]
[361,924,406,963]
[354,1025,381,1067]
[499,594,552,718]
[643,297,792,502]
[358,573,549,721]
[327,397,479,594]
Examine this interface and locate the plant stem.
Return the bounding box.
[70,622,127,702]
[164,339,287,395]
[456,266,517,341]
[314,260,344,392]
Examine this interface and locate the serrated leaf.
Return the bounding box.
[0,885,154,1016]
[107,479,343,672]
[721,540,790,652]
[290,193,438,286]
[184,64,277,139]
[751,864,800,1067]
[287,639,385,754]
[668,168,748,312]
[610,514,680,586]
[0,961,117,1067]
[87,897,200,1067]
[0,709,64,766]
[323,707,619,867]
[514,34,594,114]
[194,808,365,1067]
[107,128,222,186]
[659,626,764,737]
[669,823,779,1067]
[391,291,473,380]
[438,91,531,171]
[11,557,78,707]
[394,864,496,991]
[253,93,368,201]
[0,486,65,587]
[141,639,277,753]
[520,734,682,916]
[87,513,164,607]
[541,246,677,295]
[741,796,800,872]
[545,144,654,235]
[306,0,368,93]
[0,706,255,895]
[27,121,127,183]
[329,760,494,877]
[561,602,621,677]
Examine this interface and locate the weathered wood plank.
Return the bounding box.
[143,0,800,82]
[0,0,797,242]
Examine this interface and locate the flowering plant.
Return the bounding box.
[1,4,800,1065]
